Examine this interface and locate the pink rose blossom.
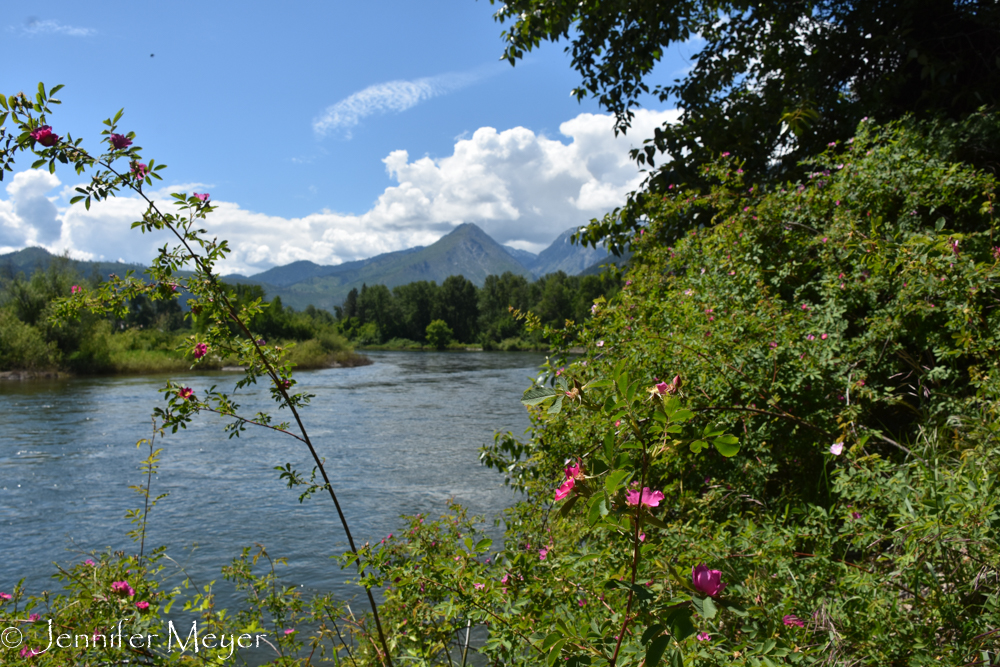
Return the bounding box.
[554,477,575,502]
[20,647,41,658]
[109,134,132,150]
[71,285,81,294]
[193,342,208,358]
[131,162,148,180]
[830,442,844,456]
[692,564,726,597]
[696,632,711,641]
[539,548,548,561]
[596,340,604,347]
[626,487,664,508]
[135,601,149,610]
[29,613,40,621]
[30,125,59,147]
[284,628,296,635]
[111,581,135,597]
[177,387,194,400]
[473,582,485,590]
[84,559,95,566]
[0,592,13,600]
[193,192,210,202]
[783,614,805,628]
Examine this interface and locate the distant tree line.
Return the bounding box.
[334,270,620,348]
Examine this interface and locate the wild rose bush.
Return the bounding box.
[4,85,1000,666]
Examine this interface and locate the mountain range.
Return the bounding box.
[0,223,619,312]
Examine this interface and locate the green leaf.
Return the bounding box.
[547,639,565,666]
[522,386,558,406]
[713,434,740,457]
[670,409,695,423]
[603,432,615,461]
[668,648,683,667]
[584,378,612,390]
[474,537,492,552]
[641,624,664,645]
[542,632,562,650]
[667,608,695,641]
[702,596,718,619]
[547,396,564,414]
[689,439,708,454]
[587,496,608,526]
[644,635,671,667]
[605,469,631,494]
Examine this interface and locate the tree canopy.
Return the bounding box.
[491,0,1000,247]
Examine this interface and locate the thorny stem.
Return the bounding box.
[137,417,158,567]
[68,147,395,665]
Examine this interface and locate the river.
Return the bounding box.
[0,351,544,612]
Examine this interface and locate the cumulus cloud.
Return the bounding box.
[0,170,63,247]
[0,108,680,275]
[314,71,481,138]
[18,18,95,37]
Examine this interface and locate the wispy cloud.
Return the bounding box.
[313,71,480,138]
[18,18,95,37]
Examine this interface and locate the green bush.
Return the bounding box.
[425,319,453,350]
[0,307,60,370]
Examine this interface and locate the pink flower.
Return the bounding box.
[473,582,485,590]
[578,599,586,606]
[193,192,210,202]
[284,628,296,635]
[131,162,148,180]
[806,334,815,341]
[614,419,621,427]
[626,487,664,508]
[177,387,194,400]
[109,134,132,150]
[135,601,149,610]
[696,632,711,641]
[596,340,605,348]
[84,559,95,566]
[30,125,60,147]
[820,333,828,340]
[851,511,862,520]
[783,614,805,628]
[565,462,583,480]
[193,342,208,359]
[539,548,548,561]
[29,613,40,621]
[0,592,12,600]
[655,381,670,394]
[554,478,574,502]
[501,574,509,584]
[20,646,41,658]
[829,442,844,456]
[71,285,81,294]
[111,581,135,597]
[692,564,726,597]
[801,304,810,311]
[639,533,646,542]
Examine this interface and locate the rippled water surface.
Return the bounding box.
[0,351,543,607]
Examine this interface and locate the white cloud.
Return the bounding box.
[18,18,95,37]
[314,71,481,138]
[0,108,680,275]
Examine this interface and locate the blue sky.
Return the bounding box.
[1,1,693,274]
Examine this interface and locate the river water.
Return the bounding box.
[0,351,543,611]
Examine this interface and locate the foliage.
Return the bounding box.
[337,270,619,347]
[490,0,1000,253]
[425,319,453,350]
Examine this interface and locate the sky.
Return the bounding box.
[0,1,694,275]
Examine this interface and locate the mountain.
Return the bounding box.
[502,245,538,269]
[0,247,147,280]
[2,223,621,313]
[259,223,534,311]
[529,227,610,277]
